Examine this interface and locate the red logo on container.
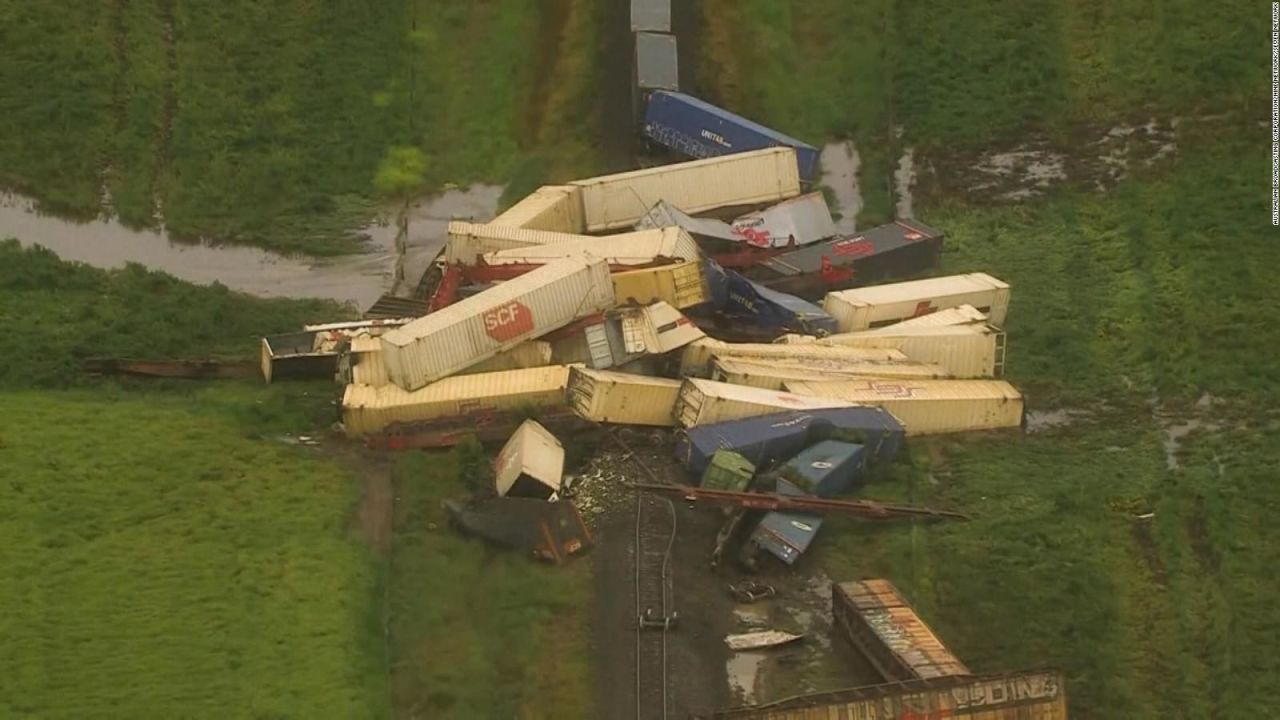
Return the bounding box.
[911,301,936,317]
[483,301,534,341]
[832,237,874,257]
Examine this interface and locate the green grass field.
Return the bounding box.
[699,2,1274,716]
[0,2,602,255]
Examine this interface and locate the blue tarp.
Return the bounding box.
[674,407,905,478]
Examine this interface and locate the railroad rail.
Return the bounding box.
[614,431,678,720]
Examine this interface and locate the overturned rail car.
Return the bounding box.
[698,669,1067,719]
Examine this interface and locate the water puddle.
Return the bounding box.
[1024,408,1088,433]
[893,147,916,219]
[820,142,862,234]
[1155,393,1222,470]
[726,651,767,703]
[0,185,501,309]
[971,148,1067,200]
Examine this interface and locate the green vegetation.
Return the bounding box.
[0,1,604,254]
[700,0,1259,226]
[389,451,592,718]
[0,240,348,388]
[0,389,386,717]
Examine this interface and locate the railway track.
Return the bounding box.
[634,488,677,720]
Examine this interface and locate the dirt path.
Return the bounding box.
[353,466,394,552]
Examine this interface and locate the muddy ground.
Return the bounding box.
[583,440,878,717]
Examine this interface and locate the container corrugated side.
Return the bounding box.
[489,185,585,233]
[833,579,970,682]
[484,227,700,266]
[702,670,1066,720]
[567,367,682,426]
[347,340,551,387]
[675,378,852,427]
[570,148,802,231]
[822,273,1011,331]
[381,259,614,390]
[680,339,910,377]
[712,356,950,391]
[784,378,1023,435]
[341,366,573,437]
[445,220,593,265]
[883,303,987,329]
[612,260,708,309]
[819,325,1005,378]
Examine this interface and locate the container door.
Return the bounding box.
[585,324,614,369]
[621,315,649,354]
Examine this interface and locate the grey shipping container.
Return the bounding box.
[674,407,905,477]
[633,32,678,120]
[630,0,670,31]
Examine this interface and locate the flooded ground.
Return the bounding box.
[1024,408,1089,433]
[1156,393,1223,470]
[893,148,916,219]
[1,186,501,309]
[820,142,862,234]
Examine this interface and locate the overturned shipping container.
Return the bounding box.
[680,338,908,378]
[752,219,946,297]
[483,226,701,266]
[823,272,1010,331]
[260,318,412,383]
[675,378,852,428]
[785,378,1024,435]
[612,260,708,309]
[711,355,949,391]
[567,366,682,427]
[570,148,802,232]
[494,419,565,499]
[340,337,553,387]
[703,262,838,336]
[341,366,574,437]
[488,185,585,233]
[832,579,970,682]
[772,440,866,497]
[884,303,987,329]
[675,407,905,477]
[749,479,824,566]
[699,669,1067,720]
[641,91,821,184]
[445,220,591,265]
[381,258,614,390]
[630,0,670,31]
[729,192,836,247]
[813,324,1007,378]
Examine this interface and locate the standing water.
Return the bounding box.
[0,186,502,309]
[819,142,861,234]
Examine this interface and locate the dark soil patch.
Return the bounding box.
[1131,518,1167,586]
[521,0,572,149]
[597,0,635,170]
[1186,495,1218,573]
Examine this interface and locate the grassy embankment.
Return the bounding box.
[703,2,1272,717]
[0,1,603,254]
[0,242,594,717]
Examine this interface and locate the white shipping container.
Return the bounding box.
[445,220,595,265]
[679,339,910,378]
[494,419,565,499]
[567,367,683,427]
[818,325,1007,378]
[484,226,701,266]
[343,337,553,387]
[571,148,802,231]
[711,356,951,391]
[881,304,987,329]
[381,258,614,390]
[341,366,574,437]
[823,273,1010,332]
[621,301,706,353]
[612,260,708,309]
[489,185,585,233]
[783,378,1024,435]
[674,378,853,428]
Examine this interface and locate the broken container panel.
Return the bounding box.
[494,419,565,500]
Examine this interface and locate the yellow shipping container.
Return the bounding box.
[612,260,708,309]
[680,339,909,378]
[567,367,682,426]
[711,356,950,391]
[784,378,1023,435]
[341,365,573,437]
[343,336,553,387]
[489,185,585,233]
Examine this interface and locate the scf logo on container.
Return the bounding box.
[482,301,535,341]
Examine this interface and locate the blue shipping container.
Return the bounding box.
[674,407,905,478]
[703,261,837,335]
[776,440,866,497]
[642,91,821,184]
[751,479,823,565]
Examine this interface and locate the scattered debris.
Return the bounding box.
[729,580,776,604]
[726,631,803,652]
[444,497,592,564]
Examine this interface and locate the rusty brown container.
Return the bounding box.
[832,578,970,682]
[698,669,1067,719]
